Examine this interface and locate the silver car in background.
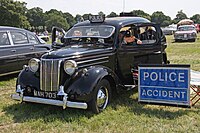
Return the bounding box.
[162,24,177,35]
[174,25,197,42]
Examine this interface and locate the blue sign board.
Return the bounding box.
[138,65,190,106]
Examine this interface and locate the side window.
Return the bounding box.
[28,34,38,44]
[0,32,10,46]
[138,26,157,44]
[10,32,28,45]
[119,25,157,46]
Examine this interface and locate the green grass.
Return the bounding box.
[166,34,200,71]
[1,35,200,133]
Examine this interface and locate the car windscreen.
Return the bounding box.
[64,25,115,38]
[178,26,195,31]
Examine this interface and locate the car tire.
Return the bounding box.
[89,79,111,114]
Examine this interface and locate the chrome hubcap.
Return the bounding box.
[97,86,109,109]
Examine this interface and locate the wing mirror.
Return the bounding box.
[60,36,65,43]
[51,26,66,48]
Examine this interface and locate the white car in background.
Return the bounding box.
[162,24,177,35]
[174,25,197,42]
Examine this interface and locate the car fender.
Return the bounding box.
[65,66,120,102]
[17,68,40,90]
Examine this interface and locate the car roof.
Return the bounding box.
[0,26,33,34]
[74,17,151,28]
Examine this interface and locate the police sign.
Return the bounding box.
[138,64,190,106]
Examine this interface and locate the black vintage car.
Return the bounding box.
[0,26,51,76]
[11,16,168,113]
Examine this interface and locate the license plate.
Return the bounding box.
[184,34,187,38]
[34,90,57,99]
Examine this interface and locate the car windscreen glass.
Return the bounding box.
[63,25,115,46]
[65,25,115,38]
[178,26,195,31]
[0,32,10,46]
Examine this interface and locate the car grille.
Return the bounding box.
[40,59,62,91]
[175,33,194,39]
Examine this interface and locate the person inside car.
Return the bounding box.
[123,30,142,45]
[140,26,156,40]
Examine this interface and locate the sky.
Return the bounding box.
[20,0,199,19]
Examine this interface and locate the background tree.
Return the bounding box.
[75,14,83,23]
[26,7,45,30]
[45,13,69,31]
[44,9,71,31]
[98,11,105,16]
[173,10,188,24]
[190,14,200,24]
[0,0,30,28]
[151,11,172,27]
[131,10,151,20]
[45,9,63,16]
[82,13,92,20]
[63,12,76,27]
[107,12,118,18]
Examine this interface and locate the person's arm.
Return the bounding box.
[135,38,142,44]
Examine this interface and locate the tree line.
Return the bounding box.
[1,0,200,32]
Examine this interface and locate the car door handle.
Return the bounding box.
[30,47,34,50]
[11,50,16,52]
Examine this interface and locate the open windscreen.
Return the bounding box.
[65,25,115,38]
[178,26,195,31]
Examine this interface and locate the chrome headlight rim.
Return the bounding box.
[28,58,40,73]
[63,60,77,75]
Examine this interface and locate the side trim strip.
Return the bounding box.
[0,50,48,59]
[0,70,20,77]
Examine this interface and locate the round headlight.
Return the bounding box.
[192,32,196,36]
[28,58,40,73]
[64,60,77,75]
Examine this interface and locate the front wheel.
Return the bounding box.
[89,79,111,114]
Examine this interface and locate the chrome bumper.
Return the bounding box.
[11,94,88,110]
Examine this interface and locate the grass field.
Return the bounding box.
[1,35,200,133]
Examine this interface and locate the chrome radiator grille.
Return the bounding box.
[40,59,62,91]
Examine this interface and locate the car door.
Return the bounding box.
[0,31,20,76]
[10,30,35,71]
[117,23,164,85]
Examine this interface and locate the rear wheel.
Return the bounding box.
[89,79,111,114]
